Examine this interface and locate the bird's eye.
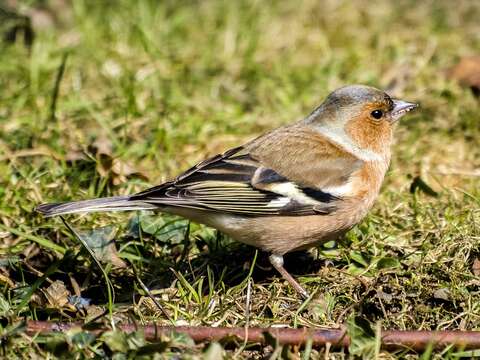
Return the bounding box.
[371,109,383,119]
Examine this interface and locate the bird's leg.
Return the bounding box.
[269,254,309,299]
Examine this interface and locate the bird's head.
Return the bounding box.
[306,85,418,158]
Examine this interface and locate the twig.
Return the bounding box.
[24,321,480,351]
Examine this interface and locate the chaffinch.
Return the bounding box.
[37,85,417,298]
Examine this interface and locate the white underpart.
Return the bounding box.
[314,125,382,162]
[267,182,323,205]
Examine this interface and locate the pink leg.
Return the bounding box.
[269,254,309,299]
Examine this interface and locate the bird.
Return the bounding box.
[36,85,418,298]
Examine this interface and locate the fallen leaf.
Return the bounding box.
[64,149,86,162]
[433,288,451,302]
[90,134,113,157]
[447,56,480,95]
[88,134,114,179]
[86,305,105,321]
[43,280,70,309]
[79,226,126,268]
[88,135,148,185]
[110,157,148,186]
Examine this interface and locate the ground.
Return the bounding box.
[0,0,479,358]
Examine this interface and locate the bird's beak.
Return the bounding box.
[391,99,418,122]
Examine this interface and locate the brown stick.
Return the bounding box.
[381,330,480,351]
[25,320,480,351]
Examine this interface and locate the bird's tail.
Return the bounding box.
[35,196,158,217]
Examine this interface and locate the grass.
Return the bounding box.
[0,0,479,358]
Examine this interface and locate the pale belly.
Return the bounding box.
[161,195,374,255]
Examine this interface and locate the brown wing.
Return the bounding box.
[130,145,341,216]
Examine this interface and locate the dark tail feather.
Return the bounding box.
[35,196,157,217]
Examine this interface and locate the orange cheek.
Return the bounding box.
[344,115,392,152]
